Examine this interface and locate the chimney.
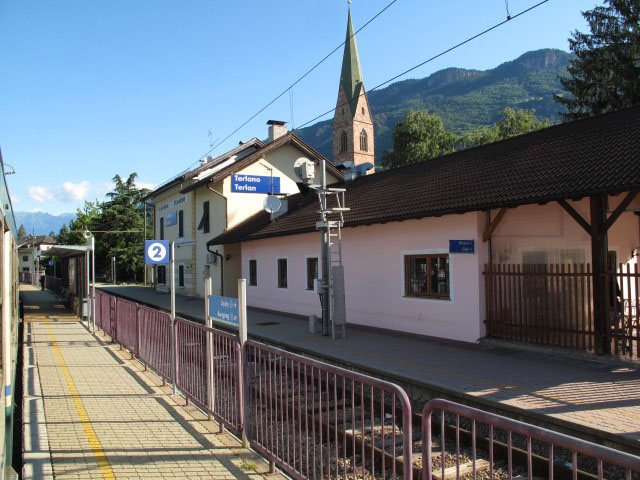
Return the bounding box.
[267,120,287,142]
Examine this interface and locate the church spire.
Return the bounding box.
[340,9,364,117]
[332,7,375,170]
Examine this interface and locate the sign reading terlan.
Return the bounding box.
[208,295,239,326]
[449,239,475,254]
[231,174,280,194]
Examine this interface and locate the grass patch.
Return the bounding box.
[240,459,258,472]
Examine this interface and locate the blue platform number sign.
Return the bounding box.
[208,295,239,326]
[449,239,475,254]
[231,174,281,194]
[144,240,170,265]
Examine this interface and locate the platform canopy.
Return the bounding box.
[45,245,90,258]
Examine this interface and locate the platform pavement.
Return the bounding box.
[97,284,640,454]
[20,284,283,480]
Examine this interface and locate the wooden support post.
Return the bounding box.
[590,194,610,355]
[483,208,507,243]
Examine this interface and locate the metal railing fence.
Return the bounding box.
[43,275,63,295]
[91,291,640,480]
[244,340,413,480]
[422,398,640,480]
[115,298,138,354]
[175,318,243,432]
[137,305,172,382]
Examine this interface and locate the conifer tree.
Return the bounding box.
[555,0,640,120]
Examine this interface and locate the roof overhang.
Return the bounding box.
[46,245,91,258]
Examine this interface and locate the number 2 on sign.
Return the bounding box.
[148,242,167,262]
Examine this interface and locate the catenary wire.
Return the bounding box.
[160,0,401,185]
[294,0,550,131]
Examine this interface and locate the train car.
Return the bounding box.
[0,151,21,479]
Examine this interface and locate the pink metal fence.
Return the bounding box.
[97,291,116,337]
[115,298,138,354]
[175,318,243,432]
[44,275,62,295]
[92,290,640,480]
[244,340,414,480]
[137,305,172,383]
[422,398,640,480]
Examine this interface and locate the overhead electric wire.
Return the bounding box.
[161,0,400,184]
[295,0,550,131]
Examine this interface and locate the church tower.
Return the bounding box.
[332,9,375,169]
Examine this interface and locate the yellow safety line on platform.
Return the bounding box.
[316,339,640,422]
[44,323,116,480]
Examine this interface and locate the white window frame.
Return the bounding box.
[400,249,453,303]
[276,256,288,289]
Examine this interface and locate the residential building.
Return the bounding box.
[18,235,56,273]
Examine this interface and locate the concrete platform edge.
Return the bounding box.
[21,321,54,480]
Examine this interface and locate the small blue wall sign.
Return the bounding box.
[449,239,475,254]
[165,211,177,226]
[231,174,281,194]
[208,295,239,326]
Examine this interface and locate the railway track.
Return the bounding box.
[245,351,629,480]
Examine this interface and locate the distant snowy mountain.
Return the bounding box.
[14,211,75,236]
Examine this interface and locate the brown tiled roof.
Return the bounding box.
[18,235,57,249]
[209,105,640,246]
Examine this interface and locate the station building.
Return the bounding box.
[208,105,640,350]
[143,126,342,299]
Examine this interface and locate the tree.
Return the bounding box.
[381,110,457,169]
[53,173,149,284]
[17,224,26,240]
[460,108,551,148]
[96,174,149,283]
[554,0,640,120]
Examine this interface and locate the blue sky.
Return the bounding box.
[1,0,599,215]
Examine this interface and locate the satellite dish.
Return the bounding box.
[294,157,316,185]
[263,194,282,214]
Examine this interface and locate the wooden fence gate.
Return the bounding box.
[484,263,640,358]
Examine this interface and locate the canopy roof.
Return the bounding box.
[46,245,90,258]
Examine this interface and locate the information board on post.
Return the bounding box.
[208,295,239,327]
[231,174,280,194]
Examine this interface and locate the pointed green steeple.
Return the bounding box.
[340,9,364,117]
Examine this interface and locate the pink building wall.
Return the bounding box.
[490,197,640,268]
[242,212,489,343]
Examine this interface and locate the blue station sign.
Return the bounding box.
[449,239,475,254]
[208,295,239,326]
[231,174,280,194]
[144,240,170,265]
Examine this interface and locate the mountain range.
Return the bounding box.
[15,211,75,236]
[295,49,572,164]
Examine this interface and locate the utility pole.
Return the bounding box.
[170,241,177,395]
[144,202,147,286]
[112,256,116,284]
